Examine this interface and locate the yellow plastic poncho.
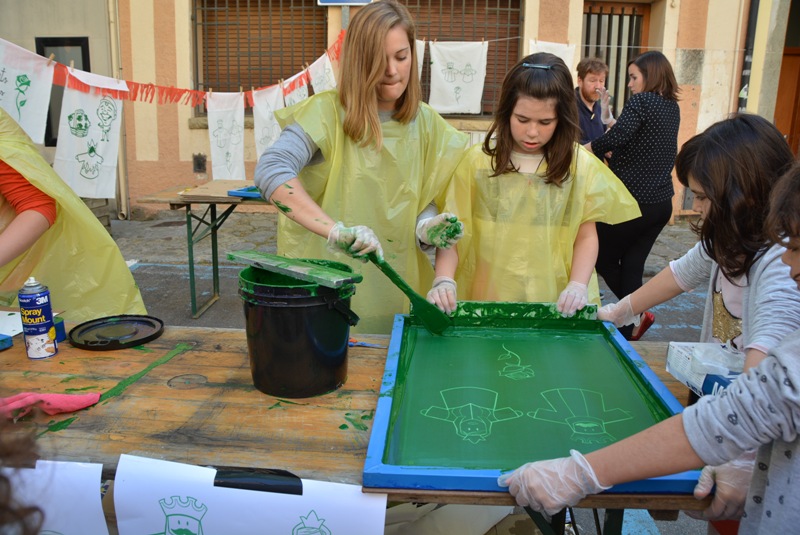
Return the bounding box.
[275,91,468,334]
[444,143,641,305]
[0,108,146,321]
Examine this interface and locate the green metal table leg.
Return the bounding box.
[184,203,238,318]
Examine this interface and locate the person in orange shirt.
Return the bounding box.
[0,108,146,321]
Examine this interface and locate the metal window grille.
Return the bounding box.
[193,0,327,111]
[582,2,650,114]
[401,0,522,115]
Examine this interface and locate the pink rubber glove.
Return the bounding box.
[427,276,458,315]
[1,392,101,419]
[497,450,610,516]
[557,282,588,317]
[326,222,383,262]
[416,213,463,249]
[597,295,640,327]
[686,451,756,521]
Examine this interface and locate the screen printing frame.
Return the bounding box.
[363,303,699,494]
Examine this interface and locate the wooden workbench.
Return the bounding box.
[0,326,705,516]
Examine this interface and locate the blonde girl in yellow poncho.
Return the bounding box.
[426,52,640,316]
[0,108,146,321]
[255,0,467,334]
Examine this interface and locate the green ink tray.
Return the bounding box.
[363,301,699,494]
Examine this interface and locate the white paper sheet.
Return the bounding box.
[206,92,246,180]
[114,454,387,535]
[252,84,285,159]
[428,41,488,114]
[0,310,23,336]
[1,460,109,534]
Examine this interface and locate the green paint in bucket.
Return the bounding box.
[238,259,359,398]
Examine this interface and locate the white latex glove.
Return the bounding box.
[416,213,464,249]
[326,222,383,262]
[686,451,756,521]
[599,88,614,125]
[427,276,457,315]
[557,281,588,317]
[597,295,640,327]
[497,450,611,516]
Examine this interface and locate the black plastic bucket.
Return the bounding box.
[238,260,359,398]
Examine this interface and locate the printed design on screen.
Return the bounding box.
[292,510,333,535]
[497,344,535,380]
[157,495,207,535]
[528,388,633,444]
[421,386,523,444]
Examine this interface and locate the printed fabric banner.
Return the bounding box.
[308,52,336,94]
[415,39,426,81]
[206,92,245,180]
[283,71,310,108]
[0,37,55,143]
[529,40,577,70]
[428,41,488,114]
[252,84,285,159]
[53,80,122,198]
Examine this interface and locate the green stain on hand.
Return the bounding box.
[273,200,292,213]
[99,343,193,402]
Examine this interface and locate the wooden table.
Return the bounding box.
[138,181,276,318]
[0,327,706,533]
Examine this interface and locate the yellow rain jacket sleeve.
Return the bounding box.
[274,91,468,334]
[445,143,640,305]
[0,108,146,321]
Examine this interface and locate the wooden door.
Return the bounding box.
[775,47,800,156]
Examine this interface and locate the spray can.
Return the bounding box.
[18,277,58,359]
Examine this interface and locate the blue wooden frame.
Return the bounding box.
[363,313,700,494]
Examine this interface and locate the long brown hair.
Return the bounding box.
[338,0,420,148]
[483,52,579,185]
[0,421,43,535]
[675,113,794,280]
[629,51,679,101]
[766,161,800,246]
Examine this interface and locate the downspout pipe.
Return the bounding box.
[738,0,760,111]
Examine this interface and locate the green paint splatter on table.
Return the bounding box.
[65,385,99,393]
[38,417,77,437]
[99,343,193,402]
[343,412,369,431]
[339,424,348,430]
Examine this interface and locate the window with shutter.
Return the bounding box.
[193,0,327,108]
[582,2,650,114]
[402,0,522,115]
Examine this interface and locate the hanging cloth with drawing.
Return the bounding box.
[282,71,310,108]
[53,71,125,198]
[428,41,488,114]
[529,40,576,70]
[0,37,54,143]
[206,91,245,180]
[308,52,337,94]
[252,84,285,160]
[415,38,426,82]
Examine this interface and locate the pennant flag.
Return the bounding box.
[53,78,123,198]
[529,40,576,70]
[0,38,55,143]
[206,92,245,180]
[252,84,285,159]
[415,39,426,82]
[282,71,310,108]
[428,41,488,114]
[308,52,336,94]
